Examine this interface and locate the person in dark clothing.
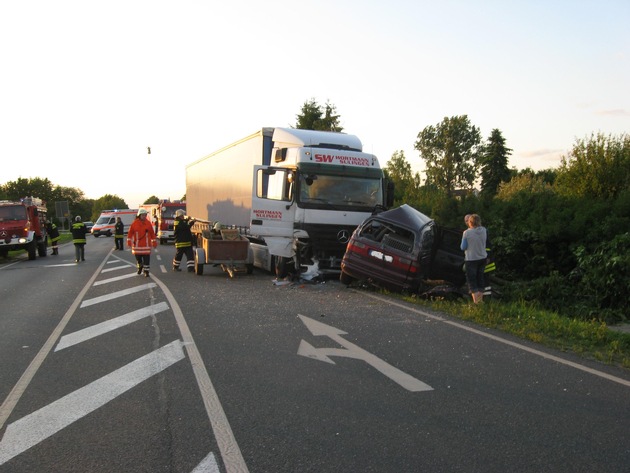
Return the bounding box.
[71,216,88,262]
[114,217,125,250]
[46,220,60,255]
[172,209,196,272]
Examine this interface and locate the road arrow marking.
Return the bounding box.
[0,340,185,465]
[192,452,220,473]
[297,315,433,392]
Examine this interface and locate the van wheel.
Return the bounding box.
[340,270,354,286]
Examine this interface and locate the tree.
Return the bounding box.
[294,99,343,132]
[414,115,482,195]
[92,194,128,221]
[1,177,87,221]
[385,150,418,205]
[480,128,512,197]
[554,133,630,199]
[144,195,160,204]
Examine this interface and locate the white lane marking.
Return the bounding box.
[191,452,220,473]
[80,283,156,308]
[160,264,166,273]
[93,272,139,285]
[55,302,170,352]
[298,315,433,392]
[0,340,186,465]
[43,263,80,267]
[0,254,110,431]
[150,275,249,473]
[101,265,130,273]
[357,291,630,388]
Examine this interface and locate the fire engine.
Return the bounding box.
[0,197,48,260]
[141,199,186,244]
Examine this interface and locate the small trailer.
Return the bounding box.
[193,221,254,277]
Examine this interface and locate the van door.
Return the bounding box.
[250,165,296,257]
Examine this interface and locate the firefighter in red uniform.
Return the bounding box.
[127,208,157,277]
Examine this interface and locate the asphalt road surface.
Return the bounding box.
[1,236,629,472]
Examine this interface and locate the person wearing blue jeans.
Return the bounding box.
[461,214,487,304]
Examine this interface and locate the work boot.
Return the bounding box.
[173,266,181,272]
[137,265,143,275]
[144,270,150,278]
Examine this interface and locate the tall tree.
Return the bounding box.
[144,195,160,204]
[414,115,482,195]
[294,99,343,132]
[385,150,416,204]
[480,128,512,197]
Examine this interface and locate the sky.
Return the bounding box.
[1,0,629,209]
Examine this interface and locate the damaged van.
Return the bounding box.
[340,204,465,293]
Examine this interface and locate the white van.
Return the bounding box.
[91,209,138,237]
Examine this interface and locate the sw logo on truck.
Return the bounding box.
[314,154,371,167]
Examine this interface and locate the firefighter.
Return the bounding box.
[172,209,196,272]
[71,216,88,262]
[114,216,125,250]
[46,220,60,255]
[127,208,157,277]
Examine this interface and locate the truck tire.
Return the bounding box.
[195,248,205,275]
[274,256,288,279]
[38,239,47,257]
[246,263,254,275]
[27,240,37,260]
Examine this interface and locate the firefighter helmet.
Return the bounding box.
[175,209,185,218]
[137,208,148,216]
[213,221,222,232]
[75,216,81,222]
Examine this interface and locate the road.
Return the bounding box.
[1,236,629,472]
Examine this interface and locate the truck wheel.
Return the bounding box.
[0,249,8,258]
[246,263,254,274]
[27,241,37,260]
[274,256,288,278]
[38,240,47,257]
[340,270,354,286]
[195,248,205,275]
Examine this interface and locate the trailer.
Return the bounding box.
[193,221,254,277]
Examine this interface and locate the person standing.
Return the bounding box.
[114,216,125,250]
[172,209,196,272]
[46,219,60,255]
[127,208,157,277]
[461,213,487,304]
[71,216,88,263]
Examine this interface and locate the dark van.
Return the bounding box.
[340,204,465,293]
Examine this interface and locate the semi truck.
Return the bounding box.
[186,127,392,278]
[0,197,48,260]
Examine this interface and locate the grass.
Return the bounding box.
[398,294,630,369]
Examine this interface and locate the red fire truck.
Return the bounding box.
[142,199,186,244]
[0,197,48,260]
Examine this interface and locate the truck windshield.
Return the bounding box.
[298,174,382,210]
[161,208,178,219]
[0,205,27,221]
